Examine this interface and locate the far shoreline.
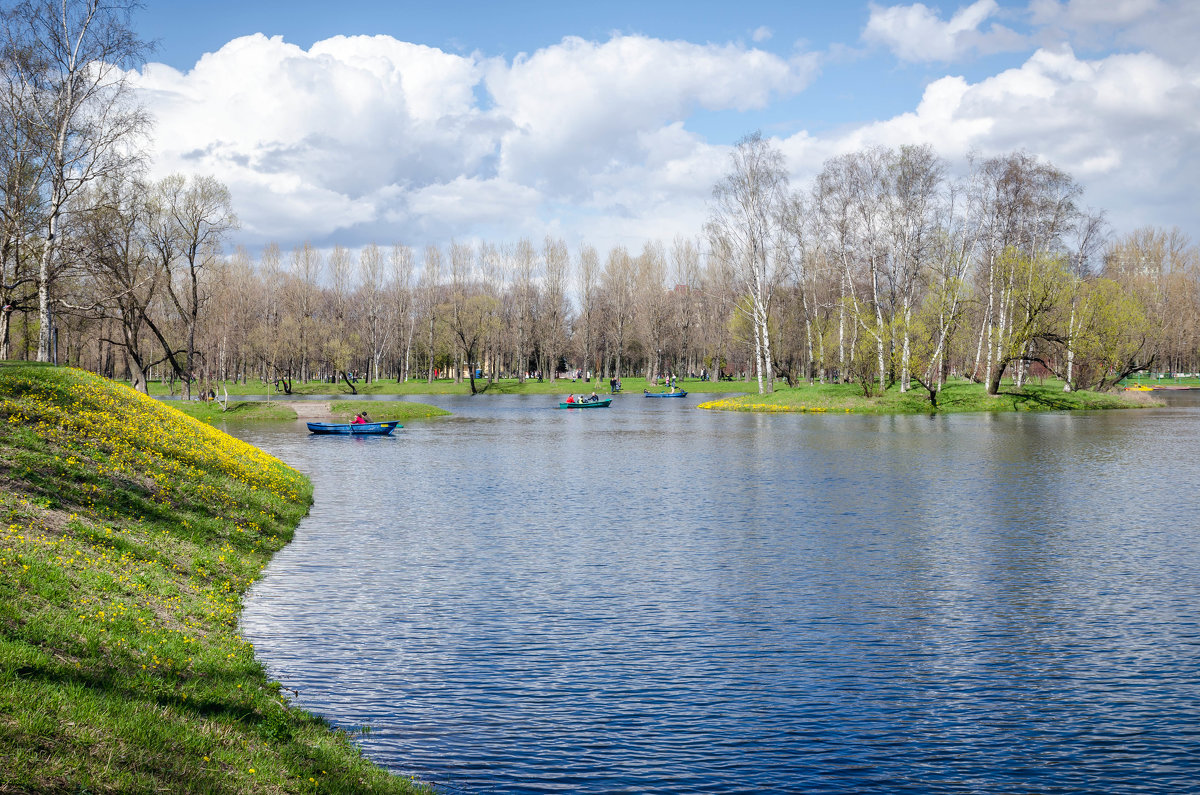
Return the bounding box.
[134,374,1192,418]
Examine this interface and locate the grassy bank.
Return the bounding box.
[147,375,751,398]
[167,401,300,423]
[327,402,450,422]
[169,399,450,424]
[0,363,427,794]
[699,379,1163,413]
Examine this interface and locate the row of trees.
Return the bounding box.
[709,134,1199,400]
[20,166,1200,404]
[1,4,1196,401]
[71,231,740,396]
[10,136,1200,402]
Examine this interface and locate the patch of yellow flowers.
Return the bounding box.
[0,367,305,506]
[0,367,306,678]
[698,396,851,413]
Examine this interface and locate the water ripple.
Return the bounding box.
[238,393,1200,794]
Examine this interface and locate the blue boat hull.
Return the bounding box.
[306,421,401,435]
[644,391,687,398]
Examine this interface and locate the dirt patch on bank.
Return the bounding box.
[288,402,333,420]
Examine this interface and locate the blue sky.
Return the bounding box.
[128,0,1200,257]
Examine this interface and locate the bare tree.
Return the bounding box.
[358,243,391,382]
[634,240,669,381]
[600,245,636,382]
[967,152,1080,393]
[325,243,359,390]
[288,241,323,384]
[885,144,944,391]
[76,174,162,392]
[443,239,498,394]
[3,0,150,362]
[670,236,702,377]
[0,50,43,360]
[252,242,294,392]
[575,243,599,382]
[145,174,236,398]
[388,243,415,382]
[419,244,442,383]
[507,237,536,382]
[541,236,569,382]
[708,131,789,393]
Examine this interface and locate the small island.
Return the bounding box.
[699,379,1164,413]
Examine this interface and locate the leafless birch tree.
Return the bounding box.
[707,131,788,394]
[3,0,150,362]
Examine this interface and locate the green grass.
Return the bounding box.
[170,399,450,424]
[699,378,1164,413]
[144,375,753,397]
[0,362,430,794]
[169,400,300,423]
[327,402,450,422]
[1118,374,1200,387]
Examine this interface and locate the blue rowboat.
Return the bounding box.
[644,390,687,398]
[559,398,612,409]
[306,420,402,435]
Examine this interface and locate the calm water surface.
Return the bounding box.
[235,391,1200,794]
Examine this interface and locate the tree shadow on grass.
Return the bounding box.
[1001,388,1077,411]
[2,651,423,794]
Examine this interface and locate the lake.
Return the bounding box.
[234,390,1200,794]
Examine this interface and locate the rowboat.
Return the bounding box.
[644,390,687,398]
[306,420,402,435]
[559,398,612,409]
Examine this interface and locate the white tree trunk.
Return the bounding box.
[752,309,765,395]
[1063,304,1076,391]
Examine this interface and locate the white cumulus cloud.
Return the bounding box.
[130,32,813,252]
[786,44,1200,236]
[863,0,1025,62]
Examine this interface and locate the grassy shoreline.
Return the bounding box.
[698,379,1164,413]
[0,363,427,794]
[168,399,451,424]
[150,374,1168,418]
[144,375,750,398]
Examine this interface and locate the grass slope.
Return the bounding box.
[698,379,1163,413]
[0,363,427,794]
